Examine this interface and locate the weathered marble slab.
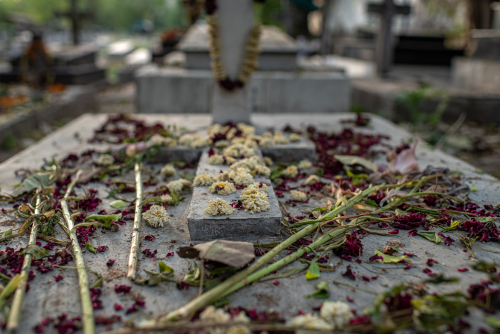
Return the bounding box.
[187,149,281,241]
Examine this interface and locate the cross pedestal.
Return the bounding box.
[211,0,254,124]
[368,0,411,76]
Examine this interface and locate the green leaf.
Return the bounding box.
[109,200,128,208]
[305,261,321,280]
[0,274,22,310]
[3,229,12,237]
[12,173,51,197]
[85,243,97,254]
[70,222,102,232]
[92,272,103,288]
[373,249,407,264]
[205,277,222,291]
[305,281,329,299]
[83,213,122,229]
[417,231,443,244]
[469,184,478,192]
[159,261,174,277]
[21,245,49,260]
[213,296,232,307]
[183,260,200,283]
[485,316,500,328]
[472,261,497,273]
[476,217,497,223]
[425,274,460,284]
[259,265,308,282]
[334,155,378,172]
[441,220,461,231]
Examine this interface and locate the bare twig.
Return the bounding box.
[127,163,143,280]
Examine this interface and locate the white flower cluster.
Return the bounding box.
[142,205,170,228]
[263,157,273,166]
[204,198,235,216]
[320,301,355,329]
[199,306,250,334]
[209,181,236,195]
[146,134,177,148]
[160,194,173,204]
[287,313,333,333]
[290,190,308,202]
[208,154,236,165]
[304,175,320,185]
[273,131,289,145]
[289,133,302,142]
[223,143,255,159]
[166,179,191,193]
[281,165,299,178]
[160,164,176,177]
[193,174,216,187]
[179,135,209,148]
[298,159,313,170]
[217,171,230,182]
[252,164,270,177]
[233,171,254,186]
[240,187,270,214]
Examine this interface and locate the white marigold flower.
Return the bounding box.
[298,160,313,170]
[225,156,237,165]
[227,312,251,334]
[191,137,209,148]
[320,301,354,330]
[242,183,269,194]
[166,179,190,193]
[290,133,302,142]
[142,205,170,228]
[234,172,254,186]
[259,137,274,147]
[223,144,243,158]
[281,165,299,178]
[97,154,114,166]
[204,198,235,215]
[288,314,333,333]
[209,181,236,195]
[226,127,237,140]
[290,190,308,202]
[214,140,229,148]
[160,164,176,177]
[163,137,177,147]
[244,138,258,149]
[304,175,320,185]
[228,166,251,180]
[253,165,270,177]
[193,174,216,187]
[241,189,270,213]
[217,171,230,182]
[199,306,231,334]
[160,194,173,205]
[207,124,224,137]
[237,123,255,136]
[262,132,273,138]
[209,154,225,165]
[274,132,289,145]
[178,135,195,147]
[263,157,273,167]
[231,137,246,145]
[241,146,255,157]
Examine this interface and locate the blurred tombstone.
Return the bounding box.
[367,0,411,76]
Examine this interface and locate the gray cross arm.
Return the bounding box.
[367,3,411,16]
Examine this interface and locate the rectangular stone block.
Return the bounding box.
[261,139,316,163]
[187,150,282,241]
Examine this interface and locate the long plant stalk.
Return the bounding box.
[61,171,95,334]
[160,184,382,322]
[6,195,42,333]
[127,162,143,280]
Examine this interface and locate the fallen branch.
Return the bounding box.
[127,162,143,280]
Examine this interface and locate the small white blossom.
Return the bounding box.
[209,154,225,165]
[97,154,114,166]
[304,175,320,185]
[163,137,177,147]
[320,301,354,330]
[209,181,237,195]
[253,165,270,177]
[290,190,308,202]
[281,165,299,178]
[240,189,270,213]
[290,133,302,142]
[142,205,170,228]
[160,164,176,177]
[263,157,273,166]
[288,313,333,333]
[274,132,289,145]
[234,172,254,186]
[199,306,231,334]
[259,137,274,147]
[193,174,216,187]
[217,171,230,182]
[160,194,173,204]
[214,140,230,148]
[166,179,190,193]
[204,198,235,216]
[237,123,255,136]
[298,160,313,170]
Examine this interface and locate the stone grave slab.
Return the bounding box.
[187,150,281,241]
[0,113,499,333]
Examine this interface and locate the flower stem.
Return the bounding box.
[6,195,41,333]
[160,184,382,322]
[127,162,143,280]
[61,171,95,334]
